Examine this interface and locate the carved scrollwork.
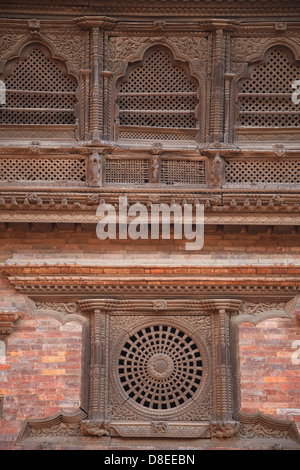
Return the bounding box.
[80,420,111,437]
[211,420,240,438]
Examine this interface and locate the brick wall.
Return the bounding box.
[239,318,300,431]
[0,311,82,450]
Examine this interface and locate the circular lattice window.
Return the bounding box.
[117,324,204,411]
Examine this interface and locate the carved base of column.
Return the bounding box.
[15,409,300,450]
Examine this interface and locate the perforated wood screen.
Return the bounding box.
[105,158,149,184]
[117,49,199,142]
[225,158,300,185]
[118,324,203,411]
[0,157,87,184]
[0,49,77,125]
[161,159,206,185]
[104,157,206,185]
[238,47,300,128]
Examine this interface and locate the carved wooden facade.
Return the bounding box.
[0,0,300,450]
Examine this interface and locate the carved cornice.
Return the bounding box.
[0,187,299,225]
[0,1,300,19]
[2,263,299,301]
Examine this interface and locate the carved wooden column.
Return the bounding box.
[212,306,235,422]
[102,71,113,141]
[80,69,91,141]
[76,17,117,144]
[210,26,226,143]
[90,26,102,143]
[89,308,109,421]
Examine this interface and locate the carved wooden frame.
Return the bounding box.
[108,32,209,145]
[0,37,80,141]
[231,36,300,143]
[11,294,300,448]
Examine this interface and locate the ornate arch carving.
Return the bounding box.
[109,35,208,84]
[234,41,300,84]
[0,39,79,84]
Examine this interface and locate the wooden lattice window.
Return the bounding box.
[225,158,300,185]
[0,45,78,126]
[105,158,149,184]
[0,156,87,185]
[116,47,200,142]
[237,47,300,128]
[161,159,206,185]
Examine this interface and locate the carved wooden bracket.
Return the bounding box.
[0,308,22,340]
[285,295,300,332]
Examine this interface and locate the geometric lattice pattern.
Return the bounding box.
[119,130,197,141]
[118,324,203,410]
[105,158,149,184]
[118,49,198,140]
[225,159,300,184]
[0,49,77,125]
[238,47,300,128]
[161,159,206,185]
[0,157,87,183]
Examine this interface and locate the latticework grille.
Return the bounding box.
[119,130,197,141]
[225,159,300,184]
[0,157,87,184]
[0,49,77,125]
[238,47,300,128]
[161,159,206,185]
[118,324,203,410]
[105,158,149,184]
[117,49,199,141]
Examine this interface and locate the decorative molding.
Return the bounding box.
[235,410,300,446]
[2,263,299,301]
[15,409,87,447]
[32,300,87,325]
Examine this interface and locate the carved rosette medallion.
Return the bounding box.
[117,324,204,411]
[110,315,211,423]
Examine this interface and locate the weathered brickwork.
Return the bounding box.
[239,319,300,431]
[0,312,82,450]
